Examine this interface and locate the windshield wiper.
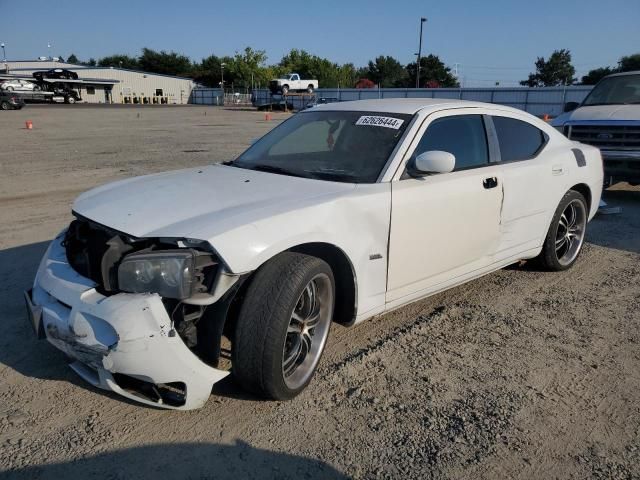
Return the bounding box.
[583,102,624,106]
[246,164,305,178]
[305,170,358,182]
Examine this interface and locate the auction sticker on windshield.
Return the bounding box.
[355,115,405,129]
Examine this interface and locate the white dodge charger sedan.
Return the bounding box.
[25,99,603,409]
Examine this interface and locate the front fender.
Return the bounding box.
[207,184,392,318]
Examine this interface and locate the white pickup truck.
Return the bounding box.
[552,71,640,186]
[269,73,318,95]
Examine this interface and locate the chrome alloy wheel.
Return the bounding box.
[282,273,333,390]
[555,199,587,266]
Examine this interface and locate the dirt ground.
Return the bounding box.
[0,106,639,480]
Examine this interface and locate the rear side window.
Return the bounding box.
[413,115,488,170]
[492,116,547,161]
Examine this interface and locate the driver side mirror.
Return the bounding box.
[563,101,580,113]
[411,150,456,176]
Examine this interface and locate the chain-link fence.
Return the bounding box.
[190,86,593,117]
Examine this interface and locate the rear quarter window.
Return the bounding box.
[493,116,548,162]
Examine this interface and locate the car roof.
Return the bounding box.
[604,70,640,78]
[309,98,524,115]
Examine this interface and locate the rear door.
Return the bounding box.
[386,110,504,305]
[488,114,559,259]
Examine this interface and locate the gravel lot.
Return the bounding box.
[1,106,639,480]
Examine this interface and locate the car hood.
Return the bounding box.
[561,104,640,123]
[73,164,355,240]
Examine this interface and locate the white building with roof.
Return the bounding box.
[1,59,195,104]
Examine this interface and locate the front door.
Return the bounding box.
[386,113,504,305]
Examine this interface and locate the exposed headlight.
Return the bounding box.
[118,250,197,299]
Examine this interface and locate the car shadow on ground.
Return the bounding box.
[0,240,106,391]
[587,189,640,255]
[1,441,350,480]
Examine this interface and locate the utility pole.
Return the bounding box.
[415,17,427,88]
[453,63,462,88]
[1,43,6,73]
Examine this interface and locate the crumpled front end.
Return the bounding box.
[26,232,229,410]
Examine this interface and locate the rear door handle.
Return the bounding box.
[483,177,498,189]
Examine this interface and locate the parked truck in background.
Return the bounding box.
[553,71,640,186]
[269,73,318,95]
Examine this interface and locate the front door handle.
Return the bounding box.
[483,177,498,189]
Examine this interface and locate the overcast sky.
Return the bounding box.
[2,0,639,86]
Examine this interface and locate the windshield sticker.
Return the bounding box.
[355,116,404,129]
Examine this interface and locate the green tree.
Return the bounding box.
[618,53,640,72]
[581,67,615,85]
[191,54,224,87]
[138,48,193,76]
[405,54,459,88]
[520,49,576,87]
[364,56,407,87]
[67,53,79,64]
[337,63,359,88]
[227,47,269,89]
[98,54,139,70]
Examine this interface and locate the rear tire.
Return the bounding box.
[232,252,334,400]
[537,190,588,271]
[0,101,10,110]
[281,85,289,95]
[307,85,314,93]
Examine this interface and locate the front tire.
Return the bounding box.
[0,101,10,110]
[281,85,289,95]
[538,190,588,271]
[232,252,335,400]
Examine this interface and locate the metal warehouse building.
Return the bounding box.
[2,60,195,104]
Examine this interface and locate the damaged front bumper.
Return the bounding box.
[25,232,229,410]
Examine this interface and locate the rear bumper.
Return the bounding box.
[26,232,229,410]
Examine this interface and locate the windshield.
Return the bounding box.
[582,74,640,106]
[232,110,413,183]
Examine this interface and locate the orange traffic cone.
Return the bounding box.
[25,120,33,130]
[265,113,272,121]
[542,114,550,122]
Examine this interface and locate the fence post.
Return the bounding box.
[524,89,530,113]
